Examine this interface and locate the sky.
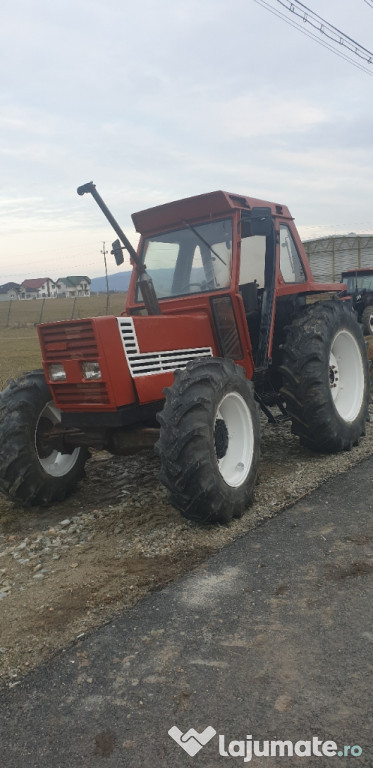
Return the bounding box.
[1,0,373,283]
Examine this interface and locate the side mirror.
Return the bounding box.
[250,207,273,237]
[111,239,124,266]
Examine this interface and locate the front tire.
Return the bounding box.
[0,370,89,506]
[280,301,370,452]
[156,358,260,524]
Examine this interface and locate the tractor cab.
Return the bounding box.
[341,268,373,334]
[127,191,339,373]
[342,269,373,294]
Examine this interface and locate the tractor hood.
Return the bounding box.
[117,312,217,403]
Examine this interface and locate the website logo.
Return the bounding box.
[168,725,217,756]
[168,726,363,761]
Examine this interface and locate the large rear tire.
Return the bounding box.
[0,370,89,506]
[156,357,260,524]
[280,301,370,452]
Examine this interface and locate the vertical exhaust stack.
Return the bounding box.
[77,182,161,316]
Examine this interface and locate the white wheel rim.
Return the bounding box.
[329,329,364,422]
[214,392,254,487]
[35,402,81,477]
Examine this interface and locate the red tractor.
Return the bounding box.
[0,184,370,524]
[340,268,373,336]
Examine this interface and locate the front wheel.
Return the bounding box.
[280,301,370,452]
[0,370,89,506]
[155,357,260,524]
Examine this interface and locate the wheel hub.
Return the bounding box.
[329,352,340,398]
[214,418,229,459]
[35,416,55,458]
[329,330,364,421]
[214,391,254,487]
[35,402,81,477]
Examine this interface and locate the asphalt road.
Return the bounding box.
[0,458,372,768]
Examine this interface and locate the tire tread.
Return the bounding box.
[280,301,370,453]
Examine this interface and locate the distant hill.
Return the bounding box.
[90,271,132,293]
[90,267,207,295]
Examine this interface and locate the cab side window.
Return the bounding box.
[239,235,266,288]
[279,225,306,283]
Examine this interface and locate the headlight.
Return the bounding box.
[48,364,67,382]
[81,361,102,380]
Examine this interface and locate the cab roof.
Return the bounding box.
[131,190,292,235]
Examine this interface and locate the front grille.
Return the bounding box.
[128,348,212,375]
[40,320,98,362]
[52,382,110,406]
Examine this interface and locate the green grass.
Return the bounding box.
[0,327,42,388]
[0,293,128,388]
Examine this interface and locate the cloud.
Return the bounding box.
[0,0,373,283]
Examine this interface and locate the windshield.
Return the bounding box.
[136,219,232,301]
[343,274,373,293]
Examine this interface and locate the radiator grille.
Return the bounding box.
[52,382,110,406]
[40,320,98,361]
[117,317,212,376]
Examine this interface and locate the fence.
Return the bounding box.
[0,293,128,328]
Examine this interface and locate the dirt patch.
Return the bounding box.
[1,406,373,689]
[325,561,373,580]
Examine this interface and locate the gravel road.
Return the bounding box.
[1,395,373,690]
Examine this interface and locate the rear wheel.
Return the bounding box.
[280,301,370,452]
[362,305,373,335]
[156,357,260,524]
[0,370,89,506]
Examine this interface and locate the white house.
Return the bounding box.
[0,282,20,301]
[19,278,58,300]
[56,276,91,297]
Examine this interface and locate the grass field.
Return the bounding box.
[0,327,42,388]
[0,292,127,328]
[0,293,127,388]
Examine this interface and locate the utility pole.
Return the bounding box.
[101,241,110,315]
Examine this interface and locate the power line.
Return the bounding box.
[276,0,373,62]
[363,0,373,9]
[254,0,373,76]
